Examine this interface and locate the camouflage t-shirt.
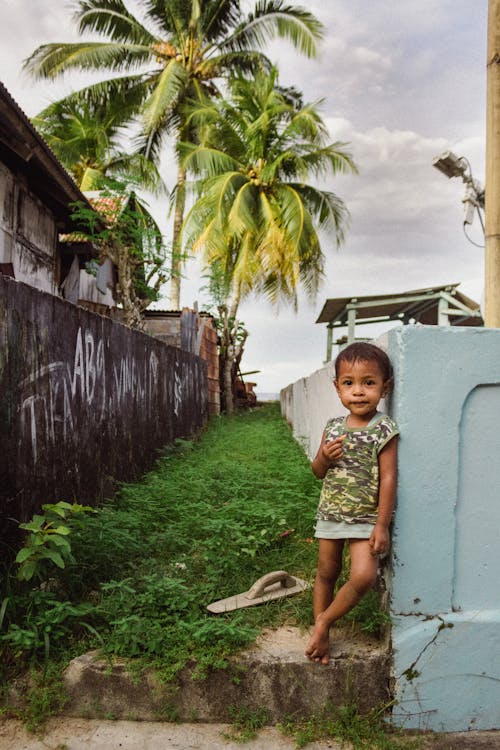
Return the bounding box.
[317,413,399,525]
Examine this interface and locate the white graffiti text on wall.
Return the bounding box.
[18,326,166,465]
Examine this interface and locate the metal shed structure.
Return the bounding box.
[316,284,483,361]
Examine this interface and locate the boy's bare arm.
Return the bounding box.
[369,436,398,554]
[312,432,346,479]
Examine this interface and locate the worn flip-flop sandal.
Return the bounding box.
[207,570,309,614]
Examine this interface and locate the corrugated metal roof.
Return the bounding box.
[316,284,482,327]
[144,309,214,318]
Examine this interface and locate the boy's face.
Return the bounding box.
[334,358,390,420]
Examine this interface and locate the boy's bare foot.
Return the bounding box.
[305,616,330,664]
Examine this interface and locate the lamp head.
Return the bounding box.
[432,151,468,179]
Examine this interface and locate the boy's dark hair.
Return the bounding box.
[334,342,393,381]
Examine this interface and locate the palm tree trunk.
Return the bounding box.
[169,161,186,309]
[223,278,242,415]
[228,276,241,321]
[223,345,235,415]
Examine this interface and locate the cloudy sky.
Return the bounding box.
[0,1,488,394]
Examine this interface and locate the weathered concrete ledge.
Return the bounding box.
[62,626,391,723]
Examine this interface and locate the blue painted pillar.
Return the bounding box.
[387,325,500,732]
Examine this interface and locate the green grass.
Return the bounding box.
[279,702,422,749]
[0,403,388,688]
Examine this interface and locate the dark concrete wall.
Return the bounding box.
[0,276,208,539]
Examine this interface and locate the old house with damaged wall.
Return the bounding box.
[0,81,95,292]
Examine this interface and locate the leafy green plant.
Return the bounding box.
[0,589,95,662]
[15,502,95,582]
[344,590,391,636]
[70,191,168,329]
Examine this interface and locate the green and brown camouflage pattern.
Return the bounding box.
[317,414,399,524]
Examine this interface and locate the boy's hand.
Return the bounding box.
[369,523,390,557]
[322,434,346,463]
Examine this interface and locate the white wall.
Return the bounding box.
[280,361,345,459]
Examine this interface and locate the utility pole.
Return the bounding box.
[485,0,500,326]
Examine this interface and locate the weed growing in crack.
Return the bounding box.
[224,704,270,742]
[279,702,422,749]
[0,662,68,733]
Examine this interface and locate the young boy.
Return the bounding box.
[305,342,399,664]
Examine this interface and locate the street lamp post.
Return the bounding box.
[485,0,500,327]
[432,150,485,235]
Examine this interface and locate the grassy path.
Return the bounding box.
[2,404,322,681]
[93,402,321,677]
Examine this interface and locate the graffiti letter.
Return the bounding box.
[96,339,106,418]
[173,364,182,417]
[72,328,85,400]
[63,378,74,440]
[85,331,96,403]
[20,396,38,463]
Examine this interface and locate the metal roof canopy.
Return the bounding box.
[316,283,483,361]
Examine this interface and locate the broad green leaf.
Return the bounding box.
[15,547,34,564]
[50,526,71,536]
[18,560,37,581]
[42,550,66,569]
[19,516,45,532]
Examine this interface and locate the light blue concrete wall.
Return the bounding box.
[388,325,500,732]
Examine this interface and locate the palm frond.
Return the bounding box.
[142,58,188,138]
[24,41,152,79]
[227,181,259,237]
[107,152,167,194]
[198,49,272,78]
[178,143,240,177]
[289,183,350,244]
[202,0,241,43]
[144,0,191,40]
[223,0,324,58]
[233,231,261,293]
[76,0,155,44]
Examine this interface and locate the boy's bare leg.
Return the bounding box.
[306,539,344,664]
[313,539,344,618]
[305,539,378,664]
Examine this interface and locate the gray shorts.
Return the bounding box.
[314,519,374,540]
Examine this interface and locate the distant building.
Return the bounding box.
[144,308,220,415]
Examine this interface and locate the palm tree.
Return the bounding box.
[33,97,163,193]
[34,96,168,327]
[180,67,357,411]
[24,0,324,308]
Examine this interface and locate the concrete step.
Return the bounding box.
[62,626,391,723]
